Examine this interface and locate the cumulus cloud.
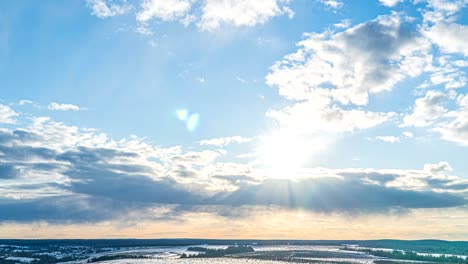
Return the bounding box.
[136,0,192,22]
[0,104,17,124]
[266,12,430,106]
[199,0,294,31]
[425,22,468,56]
[85,0,131,18]
[261,12,435,157]
[420,56,468,90]
[48,102,81,111]
[419,0,467,23]
[400,0,468,145]
[424,161,453,174]
[401,90,451,127]
[432,93,468,145]
[418,0,468,68]
[401,90,468,145]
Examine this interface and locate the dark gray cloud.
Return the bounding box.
[339,172,399,185]
[0,145,57,162]
[341,16,419,58]
[212,174,257,187]
[425,177,468,191]
[216,177,467,213]
[0,129,42,144]
[0,196,147,223]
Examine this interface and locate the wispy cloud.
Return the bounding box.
[85,0,132,18]
[48,102,82,111]
[199,136,254,147]
[319,0,343,11]
[375,136,400,143]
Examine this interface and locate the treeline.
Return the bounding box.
[187,246,208,252]
[349,248,468,263]
[87,254,149,263]
[181,245,254,258]
[1,239,466,256]
[0,250,79,264]
[356,240,468,256]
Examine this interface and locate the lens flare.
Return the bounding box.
[176,109,199,132]
[176,109,188,121]
[186,113,199,132]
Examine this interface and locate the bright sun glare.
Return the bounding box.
[256,130,326,178]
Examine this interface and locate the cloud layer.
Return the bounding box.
[0,113,467,223]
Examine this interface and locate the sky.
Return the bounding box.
[0,0,468,240]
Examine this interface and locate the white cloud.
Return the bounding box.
[418,0,467,23]
[375,136,400,143]
[379,0,404,7]
[267,100,394,134]
[0,104,18,124]
[401,90,468,146]
[135,25,154,36]
[18,100,33,106]
[199,136,253,147]
[319,0,343,10]
[48,102,81,111]
[425,22,468,56]
[83,0,300,35]
[333,19,351,29]
[235,76,247,83]
[401,90,451,127]
[199,0,293,31]
[266,13,430,106]
[85,0,131,18]
[136,0,192,22]
[433,93,468,145]
[264,12,425,145]
[402,131,414,138]
[424,161,453,174]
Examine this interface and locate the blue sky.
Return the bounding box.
[0,0,468,239]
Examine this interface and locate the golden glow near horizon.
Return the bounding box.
[2,207,468,240]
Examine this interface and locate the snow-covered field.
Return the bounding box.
[97,258,300,264]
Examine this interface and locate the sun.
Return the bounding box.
[256,130,311,178]
[255,129,331,178]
